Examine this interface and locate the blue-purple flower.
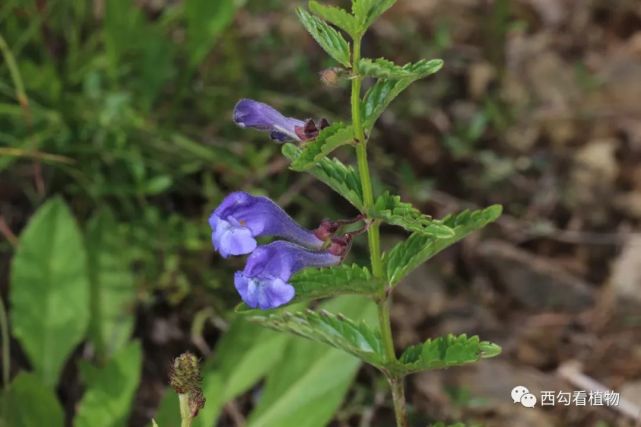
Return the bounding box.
[234,99,306,142]
[209,192,324,258]
[234,241,341,309]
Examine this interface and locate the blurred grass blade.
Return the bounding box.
[0,33,29,111]
[10,197,91,388]
[74,342,143,427]
[0,147,74,165]
[86,210,136,360]
[185,0,237,67]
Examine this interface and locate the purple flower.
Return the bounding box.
[234,99,306,142]
[209,192,324,258]
[234,241,341,309]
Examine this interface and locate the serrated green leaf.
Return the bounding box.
[352,0,397,29]
[308,1,359,36]
[2,373,64,427]
[251,308,385,369]
[383,205,502,285]
[74,341,143,427]
[396,334,501,374]
[297,8,351,67]
[10,197,91,387]
[370,192,455,238]
[290,264,379,302]
[283,143,363,210]
[246,297,376,427]
[291,123,354,171]
[86,210,136,360]
[360,57,443,79]
[361,59,444,130]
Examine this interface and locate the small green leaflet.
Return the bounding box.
[308,1,359,36]
[250,308,386,369]
[359,58,443,80]
[383,205,502,285]
[283,143,364,211]
[297,8,351,67]
[370,192,454,238]
[235,264,380,313]
[395,334,501,375]
[290,123,355,171]
[361,59,444,130]
[352,0,397,30]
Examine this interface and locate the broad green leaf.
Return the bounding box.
[296,8,351,67]
[291,123,354,171]
[352,0,396,29]
[370,192,455,238]
[383,205,502,285]
[10,197,91,387]
[308,1,359,36]
[283,143,363,211]
[396,334,501,374]
[185,0,237,66]
[361,59,444,130]
[86,210,136,359]
[2,373,64,427]
[251,308,384,368]
[74,341,143,427]
[247,296,376,427]
[192,317,289,427]
[359,58,443,80]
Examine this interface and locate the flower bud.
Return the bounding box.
[170,352,202,395]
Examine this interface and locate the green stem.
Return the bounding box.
[0,296,9,391]
[179,393,193,427]
[351,36,408,427]
[389,375,409,427]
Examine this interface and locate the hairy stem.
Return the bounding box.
[351,36,408,427]
[389,375,409,427]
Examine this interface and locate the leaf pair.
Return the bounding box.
[305,0,398,39]
[384,205,503,285]
[252,309,501,376]
[298,1,400,67]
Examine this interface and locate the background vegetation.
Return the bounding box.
[1,0,640,426]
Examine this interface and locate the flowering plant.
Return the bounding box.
[210,1,503,425]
